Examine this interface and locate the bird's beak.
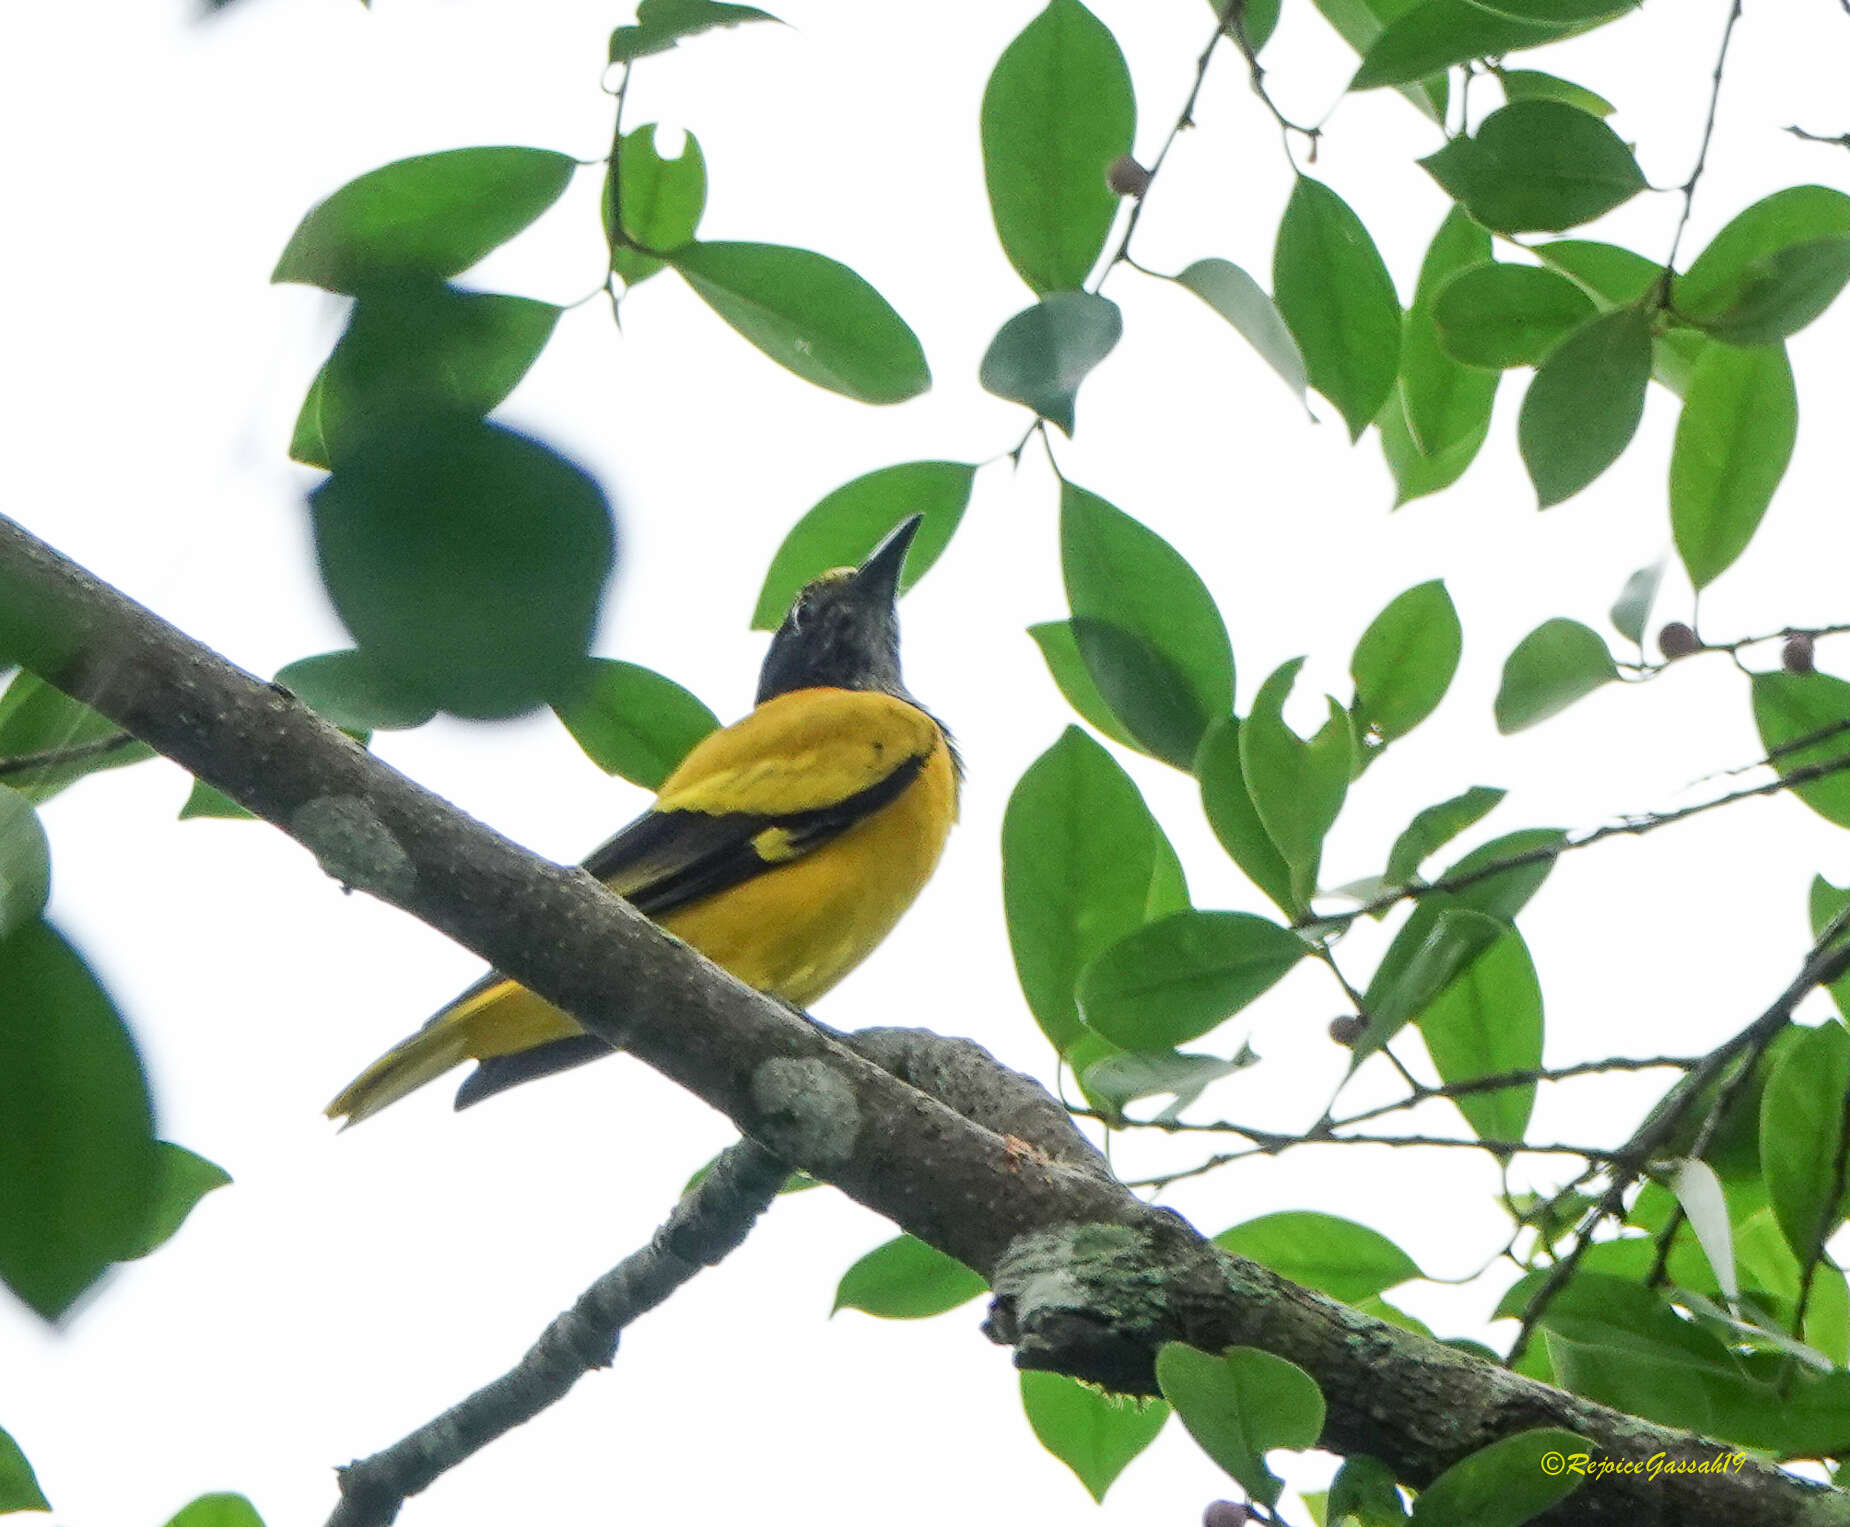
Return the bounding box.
[852,514,924,607]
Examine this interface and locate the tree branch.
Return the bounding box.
[2,511,1844,1527]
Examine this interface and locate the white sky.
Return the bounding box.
[5,1,1850,1523]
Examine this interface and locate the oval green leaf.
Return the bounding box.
[1671,341,1796,590]
[751,462,975,630]
[1677,185,1850,320]
[1078,909,1306,1050]
[1027,621,1141,751]
[1432,263,1596,369]
[980,0,1135,294]
[1518,305,1652,506]
[1498,68,1615,116]
[1197,716,1296,917]
[552,659,719,790]
[610,125,708,284]
[1352,1,1573,91]
[1494,618,1618,733]
[272,147,576,293]
[1020,1371,1169,1502]
[1174,258,1307,399]
[1156,1344,1324,1508]
[1408,1427,1588,1527]
[0,1425,49,1515]
[310,418,616,720]
[608,0,779,63]
[1420,101,1644,234]
[1240,660,1354,907]
[1377,377,1491,506]
[1418,926,1543,1141]
[274,650,440,732]
[1686,235,1850,347]
[1385,785,1506,886]
[114,1142,233,1261]
[1761,1021,1850,1264]
[1401,207,1499,458]
[1352,579,1462,743]
[1275,177,1402,439]
[1214,1211,1423,1303]
[832,1233,986,1319]
[979,292,1122,436]
[162,1494,267,1527]
[1751,671,1850,829]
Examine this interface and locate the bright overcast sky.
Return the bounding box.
[6,2,1850,1524]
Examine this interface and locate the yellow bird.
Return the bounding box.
[326,515,959,1126]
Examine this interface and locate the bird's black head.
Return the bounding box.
[757,515,922,703]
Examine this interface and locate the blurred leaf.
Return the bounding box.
[1027,622,1141,751]
[1495,618,1618,733]
[669,241,930,404]
[552,660,719,790]
[162,1495,266,1527]
[1419,926,1543,1141]
[1020,1372,1168,1502]
[1400,208,1498,458]
[1061,484,1233,762]
[980,0,1135,294]
[1479,0,1635,18]
[832,1234,986,1318]
[1002,728,1169,1052]
[0,921,158,1320]
[608,0,779,62]
[1689,236,1850,348]
[309,418,616,720]
[752,463,975,629]
[290,284,560,469]
[0,788,49,942]
[1432,263,1595,369]
[272,148,576,293]
[1535,238,1706,395]
[275,650,439,733]
[1607,560,1664,646]
[1351,580,1461,743]
[980,293,1122,435]
[114,1143,232,1261]
[1760,1021,1850,1264]
[1385,786,1505,886]
[1079,910,1305,1050]
[1329,1455,1407,1526]
[1752,671,1850,829]
[1420,102,1643,233]
[179,780,255,822]
[1518,305,1652,505]
[1197,716,1297,916]
[1079,1047,1253,1117]
[0,1426,49,1514]
[1274,177,1402,439]
[1408,1428,1588,1527]
[1670,1158,1738,1301]
[1352,2,1578,91]
[1240,660,1353,907]
[1214,1211,1422,1303]
[1156,1344,1324,1508]
[1811,875,1850,1022]
[1174,258,1307,399]
[1671,341,1796,590]
[1498,68,1614,116]
[0,673,153,804]
[610,124,707,284]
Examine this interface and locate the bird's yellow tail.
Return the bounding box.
[325,979,582,1127]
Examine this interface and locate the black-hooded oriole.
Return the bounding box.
[326,515,958,1126]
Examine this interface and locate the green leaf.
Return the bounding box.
[1419,926,1543,1141]
[1197,716,1298,916]
[552,660,719,790]
[1670,341,1796,590]
[1498,68,1614,116]
[752,463,975,630]
[161,1494,266,1527]
[0,672,153,804]
[1761,1021,1850,1263]
[1067,620,1212,771]
[1607,560,1664,647]
[1061,484,1234,762]
[1676,185,1850,338]
[1079,1048,1253,1117]
[1494,618,1619,732]
[1351,580,1461,743]
[1385,786,1506,886]
[114,1143,232,1261]
[832,1234,986,1318]
[609,125,707,285]
[1432,263,1596,369]
[1156,1344,1325,1508]
[1670,1158,1738,1301]
[1027,622,1141,751]
[1811,875,1850,1022]
[1214,1211,1422,1303]
[1535,238,1707,395]
[1352,2,1575,91]
[1752,671,1850,829]
[1400,208,1498,457]
[1078,910,1306,1050]
[290,284,561,470]
[0,921,158,1320]
[310,418,616,721]
[1328,1457,1407,1525]
[1376,377,1490,506]
[608,0,779,62]
[1240,660,1354,907]
[0,1426,49,1515]
[274,650,439,732]
[1477,0,1635,18]
[979,293,1122,436]
[1274,177,1402,439]
[1310,0,1449,121]
[1518,304,1652,505]
[1020,1372,1169,1502]
[179,780,255,822]
[980,0,1134,295]
[272,147,576,293]
[1173,258,1307,400]
[1409,1428,1587,1527]
[0,788,50,942]
[1686,235,1850,348]
[1420,102,1644,233]
[669,241,930,405]
[1002,729,1169,1052]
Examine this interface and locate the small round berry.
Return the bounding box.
[1328,1014,1368,1047]
[1106,153,1152,198]
[1203,1503,1252,1527]
[1783,633,1817,675]
[1657,621,1701,661]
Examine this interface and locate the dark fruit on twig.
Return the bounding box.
[1203,1503,1252,1527]
[1783,633,1817,674]
[1328,1014,1368,1047]
[1657,621,1701,661]
[1106,153,1151,198]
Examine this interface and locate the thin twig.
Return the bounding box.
[1662,0,1744,285]
[1332,1054,1701,1132]
[1786,123,1850,150]
[0,731,141,779]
